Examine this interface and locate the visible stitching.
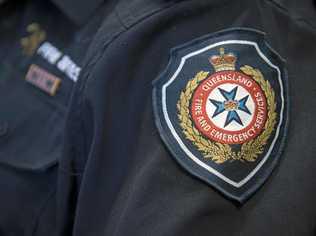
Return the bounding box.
[72,0,237,176]
[71,1,187,165]
[82,1,183,95]
[115,7,128,30]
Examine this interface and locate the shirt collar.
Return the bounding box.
[50,0,105,25]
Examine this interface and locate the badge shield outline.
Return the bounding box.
[152,28,289,203]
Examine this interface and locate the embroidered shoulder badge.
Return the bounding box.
[153,28,289,203]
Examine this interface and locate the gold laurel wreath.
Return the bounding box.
[177,66,277,164]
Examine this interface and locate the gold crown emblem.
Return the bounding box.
[209,48,237,72]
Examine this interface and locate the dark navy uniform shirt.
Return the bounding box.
[0,0,116,234]
[57,0,316,235]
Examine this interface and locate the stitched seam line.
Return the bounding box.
[82,1,184,94]
[115,6,128,30]
[69,1,187,172]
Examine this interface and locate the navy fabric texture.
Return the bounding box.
[1,0,316,235]
[0,0,110,234]
[57,0,316,235]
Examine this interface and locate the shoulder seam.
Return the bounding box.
[72,1,187,161]
[115,7,129,30]
[82,0,184,94]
